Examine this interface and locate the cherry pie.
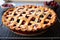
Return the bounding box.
[2,5,57,34]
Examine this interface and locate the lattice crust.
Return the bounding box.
[2,5,57,31]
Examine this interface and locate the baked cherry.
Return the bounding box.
[47,14,52,19]
[37,19,41,23]
[13,24,16,26]
[21,20,25,25]
[28,22,32,25]
[6,17,8,19]
[17,19,20,23]
[25,15,29,18]
[44,21,49,24]
[34,6,37,8]
[29,10,35,14]
[31,17,35,21]
[10,18,14,21]
[14,13,17,16]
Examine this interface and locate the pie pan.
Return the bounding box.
[2,5,57,36]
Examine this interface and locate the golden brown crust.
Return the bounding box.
[2,8,15,26]
[2,5,57,34]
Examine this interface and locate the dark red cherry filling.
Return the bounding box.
[28,22,32,25]
[14,12,17,16]
[6,17,8,19]
[13,24,16,26]
[22,12,26,14]
[18,26,20,28]
[6,12,9,15]
[17,19,20,23]
[44,21,49,24]
[34,6,37,8]
[20,14,22,16]
[25,15,29,18]
[29,10,35,14]
[37,19,41,23]
[10,18,14,21]
[47,14,52,19]
[39,15,44,18]
[21,20,25,25]
[31,17,35,21]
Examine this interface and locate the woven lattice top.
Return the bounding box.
[2,5,56,31]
